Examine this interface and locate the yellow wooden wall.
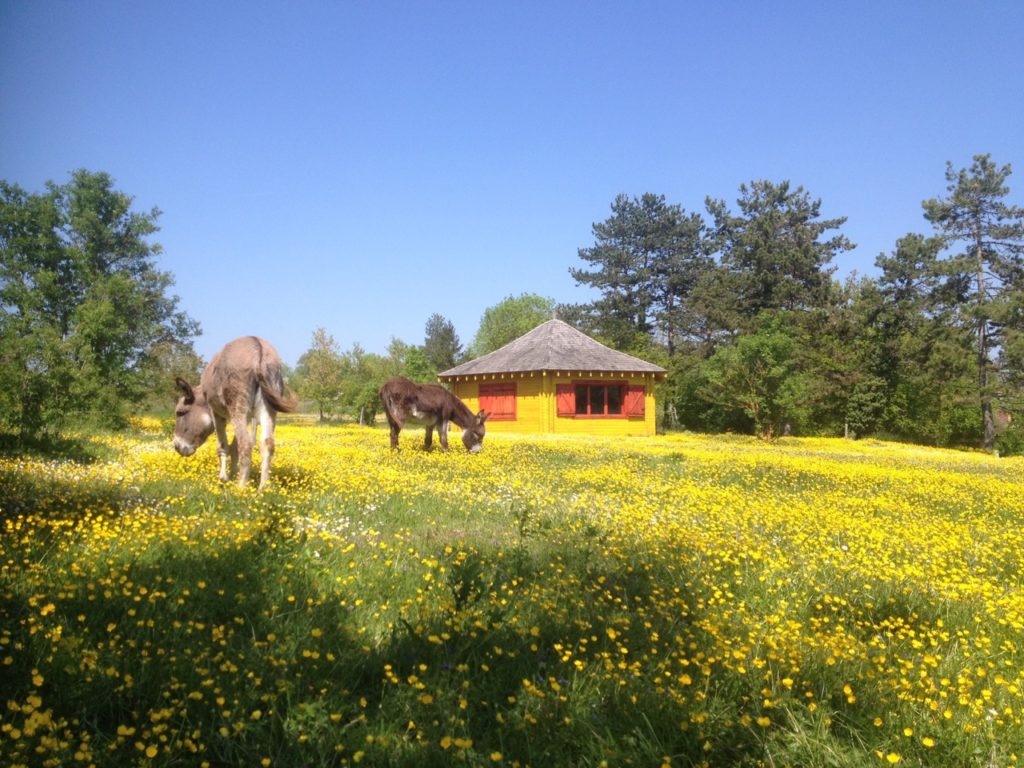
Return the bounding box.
[451,374,545,433]
[449,372,659,436]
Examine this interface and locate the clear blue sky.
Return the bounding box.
[2,1,1022,366]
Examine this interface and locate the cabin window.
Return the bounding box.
[478,382,516,421]
[557,381,646,418]
[574,382,620,416]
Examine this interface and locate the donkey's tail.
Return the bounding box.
[258,374,298,413]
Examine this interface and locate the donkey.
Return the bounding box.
[379,376,490,453]
[173,336,296,490]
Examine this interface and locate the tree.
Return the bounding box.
[384,337,435,382]
[137,338,205,415]
[571,193,709,353]
[802,230,985,447]
[571,194,655,342]
[294,327,345,420]
[923,154,1024,449]
[797,275,888,437]
[423,313,462,372]
[698,315,807,439]
[706,180,853,329]
[469,294,557,357]
[0,170,199,438]
[339,343,387,425]
[873,233,975,443]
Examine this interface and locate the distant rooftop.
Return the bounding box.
[439,319,666,378]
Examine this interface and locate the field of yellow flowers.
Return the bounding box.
[1,419,1022,767]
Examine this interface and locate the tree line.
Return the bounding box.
[289,294,559,424]
[3,159,1022,454]
[561,154,1024,452]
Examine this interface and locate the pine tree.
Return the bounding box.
[923,155,1024,449]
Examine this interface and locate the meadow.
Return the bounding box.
[1,419,1022,767]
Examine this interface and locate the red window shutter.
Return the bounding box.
[479,383,516,421]
[624,385,645,417]
[556,384,575,416]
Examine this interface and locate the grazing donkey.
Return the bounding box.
[379,376,490,452]
[173,336,296,490]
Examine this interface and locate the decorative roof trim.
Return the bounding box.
[444,370,667,382]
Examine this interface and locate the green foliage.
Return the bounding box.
[0,170,199,438]
[843,375,888,437]
[995,422,1024,457]
[665,352,751,433]
[469,293,556,357]
[860,232,981,445]
[923,154,1024,448]
[571,193,710,353]
[342,343,386,424]
[400,345,436,382]
[293,332,449,426]
[706,179,853,327]
[293,327,346,420]
[698,314,807,438]
[136,338,205,416]
[422,313,462,372]
[574,162,1023,446]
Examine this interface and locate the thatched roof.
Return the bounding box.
[438,319,666,379]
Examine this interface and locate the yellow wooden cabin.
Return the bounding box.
[438,319,667,437]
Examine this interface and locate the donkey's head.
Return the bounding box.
[461,410,490,454]
[172,377,215,457]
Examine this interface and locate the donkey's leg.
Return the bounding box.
[424,425,434,451]
[257,405,277,491]
[228,437,239,479]
[232,410,254,488]
[386,414,401,450]
[438,420,450,451]
[214,414,231,483]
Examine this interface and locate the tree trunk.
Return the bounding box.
[975,233,996,450]
[978,319,995,449]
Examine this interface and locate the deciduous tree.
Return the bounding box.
[469,294,556,357]
[294,327,345,420]
[0,170,198,438]
[698,315,807,439]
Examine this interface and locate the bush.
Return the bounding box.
[995,421,1024,457]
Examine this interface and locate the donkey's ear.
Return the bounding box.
[477,410,491,424]
[175,377,195,404]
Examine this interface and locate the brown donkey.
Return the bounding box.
[379,376,489,452]
[173,336,296,490]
